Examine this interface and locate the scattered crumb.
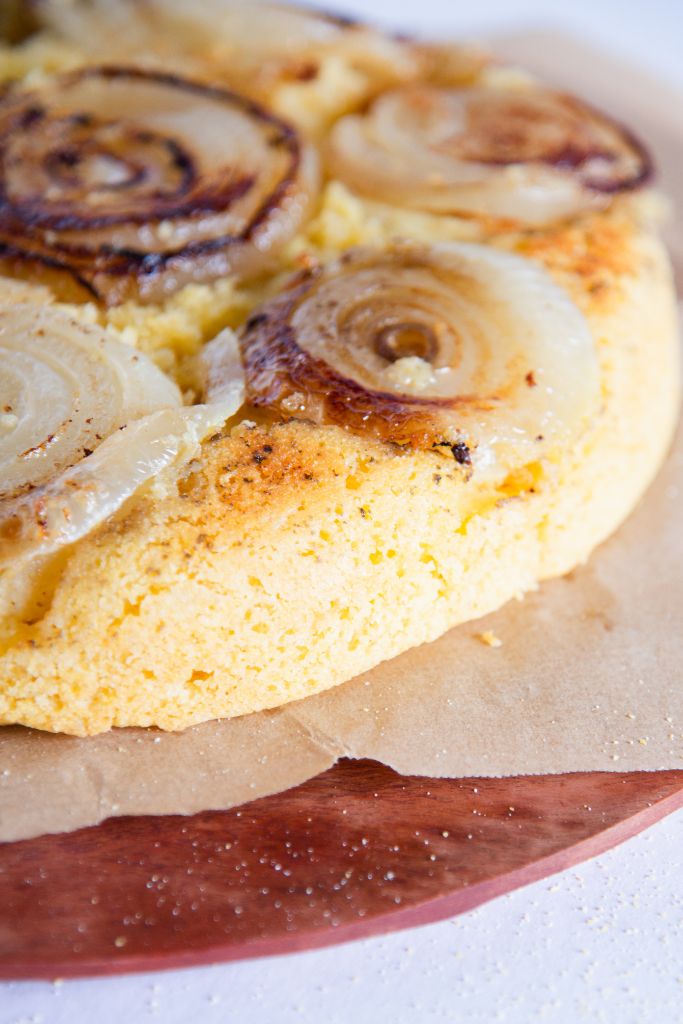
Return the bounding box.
[477,630,502,648]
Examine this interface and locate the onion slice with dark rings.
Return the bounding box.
[234,242,600,471]
[328,84,651,226]
[0,66,319,305]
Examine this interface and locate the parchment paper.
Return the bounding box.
[1,33,682,843]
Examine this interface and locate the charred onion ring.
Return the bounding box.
[0,66,319,304]
[328,84,651,225]
[235,243,599,469]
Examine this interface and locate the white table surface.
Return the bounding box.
[2,1,682,1021]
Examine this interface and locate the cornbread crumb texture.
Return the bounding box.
[478,631,502,648]
[0,213,679,734]
[0,419,536,733]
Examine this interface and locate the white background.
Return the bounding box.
[2,1,683,1021]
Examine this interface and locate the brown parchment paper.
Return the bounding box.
[1,33,683,843]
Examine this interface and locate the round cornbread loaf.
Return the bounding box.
[0,206,679,735]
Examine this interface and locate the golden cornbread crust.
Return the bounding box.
[0,15,679,733]
[0,208,679,735]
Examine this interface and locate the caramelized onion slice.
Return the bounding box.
[0,305,181,501]
[41,0,419,86]
[198,328,246,409]
[152,1,419,78]
[0,404,236,567]
[328,84,651,225]
[235,243,600,468]
[0,304,245,565]
[0,67,319,305]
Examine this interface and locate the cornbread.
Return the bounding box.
[0,207,678,734]
[0,4,679,736]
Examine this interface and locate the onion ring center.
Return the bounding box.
[45,145,147,192]
[2,113,197,225]
[374,321,438,364]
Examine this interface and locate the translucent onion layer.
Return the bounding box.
[40,0,421,88]
[0,305,245,565]
[328,84,651,225]
[235,242,600,469]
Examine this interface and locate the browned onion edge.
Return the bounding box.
[0,66,304,298]
[462,91,654,194]
[0,236,100,300]
[240,265,488,458]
